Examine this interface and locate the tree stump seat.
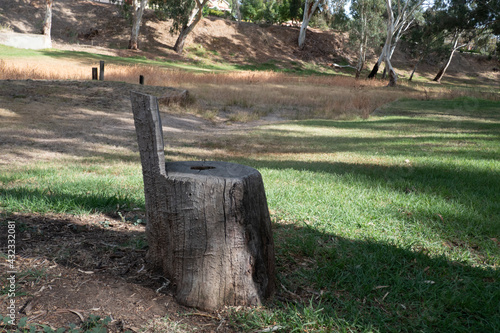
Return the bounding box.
[130,91,275,311]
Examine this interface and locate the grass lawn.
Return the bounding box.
[229,99,500,332]
[1,92,499,332]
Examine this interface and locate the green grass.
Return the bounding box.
[0,161,144,215]
[1,97,499,332]
[0,45,342,76]
[0,44,234,72]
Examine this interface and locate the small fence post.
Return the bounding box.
[139,75,144,85]
[92,68,98,80]
[99,61,105,81]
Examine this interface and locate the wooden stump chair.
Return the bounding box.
[130,91,275,311]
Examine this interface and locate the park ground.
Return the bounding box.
[1,0,500,332]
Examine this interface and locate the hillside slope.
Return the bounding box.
[1,0,351,63]
[1,0,498,79]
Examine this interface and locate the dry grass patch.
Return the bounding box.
[0,59,413,120]
[1,58,497,124]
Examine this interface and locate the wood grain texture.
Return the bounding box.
[130,91,275,310]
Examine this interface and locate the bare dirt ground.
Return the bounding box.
[0,79,280,166]
[0,212,235,332]
[0,79,255,332]
[1,0,352,66]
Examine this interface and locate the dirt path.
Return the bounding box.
[0,79,283,167]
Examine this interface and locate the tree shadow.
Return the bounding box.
[0,80,173,163]
[191,17,346,68]
[0,213,498,331]
[268,222,500,331]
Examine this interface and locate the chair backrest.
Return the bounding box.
[130,91,166,179]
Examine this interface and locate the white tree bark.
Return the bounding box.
[298,0,320,49]
[368,0,424,80]
[355,14,368,78]
[42,0,53,37]
[129,0,148,50]
[433,31,466,82]
[234,0,241,22]
[383,0,398,86]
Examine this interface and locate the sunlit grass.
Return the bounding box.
[0,161,144,215]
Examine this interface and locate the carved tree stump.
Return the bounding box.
[130,91,275,311]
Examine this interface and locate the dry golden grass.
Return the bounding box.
[1,58,496,121]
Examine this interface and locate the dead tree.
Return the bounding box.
[130,91,275,311]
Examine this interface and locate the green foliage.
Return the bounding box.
[289,0,304,21]
[349,0,385,40]
[241,0,306,24]
[202,6,233,19]
[262,1,281,24]
[150,0,196,32]
[241,0,265,22]
[403,9,448,62]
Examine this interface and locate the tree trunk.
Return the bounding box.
[42,0,53,36]
[298,0,320,49]
[174,26,190,54]
[409,55,423,81]
[386,60,397,87]
[355,35,367,79]
[130,91,276,311]
[368,52,383,79]
[355,57,365,79]
[129,0,147,50]
[381,67,387,79]
[433,32,462,83]
[174,0,208,54]
[368,0,421,81]
[234,0,241,22]
[382,0,398,86]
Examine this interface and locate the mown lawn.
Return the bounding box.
[1,97,499,332]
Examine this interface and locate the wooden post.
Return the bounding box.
[92,68,98,80]
[130,91,275,311]
[139,75,144,85]
[99,60,104,81]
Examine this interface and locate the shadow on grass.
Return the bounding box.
[262,222,500,332]
[0,214,498,332]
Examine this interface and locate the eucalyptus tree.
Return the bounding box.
[298,0,320,48]
[404,10,447,81]
[349,0,385,78]
[367,0,426,85]
[129,0,148,50]
[231,0,242,21]
[432,0,498,82]
[151,0,209,54]
[42,0,53,37]
[298,0,347,48]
